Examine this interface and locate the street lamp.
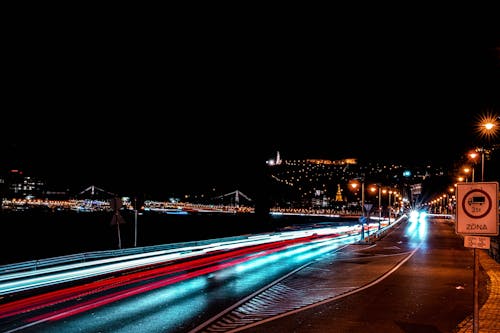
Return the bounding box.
[349,179,366,241]
[134,197,138,247]
[475,113,499,181]
[463,167,472,182]
[369,184,382,230]
[442,194,447,214]
[388,190,393,224]
[378,186,382,230]
[468,151,479,182]
[476,148,487,182]
[382,188,393,223]
[448,187,455,215]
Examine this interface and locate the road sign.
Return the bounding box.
[464,236,490,249]
[110,212,126,225]
[110,197,123,211]
[456,182,498,236]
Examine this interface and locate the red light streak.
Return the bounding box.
[1,234,336,322]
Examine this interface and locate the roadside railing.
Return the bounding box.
[0,235,249,275]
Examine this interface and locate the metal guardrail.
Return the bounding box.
[364,215,406,243]
[0,217,410,275]
[0,235,249,275]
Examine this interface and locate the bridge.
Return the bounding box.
[212,190,253,207]
[78,185,116,198]
[142,190,254,214]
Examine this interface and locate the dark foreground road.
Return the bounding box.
[1,215,488,333]
[215,216,487,333]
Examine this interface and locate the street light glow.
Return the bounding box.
[468,152,479,160]
[475,111,499,141]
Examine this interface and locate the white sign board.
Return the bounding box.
[464,235,490,249]
[456,182,499,236]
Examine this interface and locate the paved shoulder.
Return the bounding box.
[454,249,500,333]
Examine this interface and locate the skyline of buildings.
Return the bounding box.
[2,142,498,213]
[0,154,454,212]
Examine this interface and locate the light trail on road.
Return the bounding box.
[0,222,373,333]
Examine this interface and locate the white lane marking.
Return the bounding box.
[194,242,422,333]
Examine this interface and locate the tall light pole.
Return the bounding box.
[473,147,487,182]
[444,194,449,214]
[481,149,485,182]
[388,190,392,224]
[475,113,499,182]
[369,184,382,230]
[134,197,138,247]
[378,186,381,230]
[463,167,471,183]
[468,152,479,182]
[448,187,455,215]
[349,179,365,241]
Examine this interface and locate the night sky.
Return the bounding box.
[3,16,499,199]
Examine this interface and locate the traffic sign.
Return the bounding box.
[456,182,499,236]
[464,236,490,249]
[110,197,123,211]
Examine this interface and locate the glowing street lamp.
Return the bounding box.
[475,112,499,181]
[369,184,382,230]
[448,187,456,215]
[349,179,366,241]
[467,152,479,182]
[463,167,472,182]
[388,190,393,223]
[381,189,394,223]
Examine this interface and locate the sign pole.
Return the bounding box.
[456,181,499,333]
[116,216,122,249]
[110,197,125,250]
[473,248,479,333]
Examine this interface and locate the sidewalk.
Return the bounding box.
[454,249,500,333]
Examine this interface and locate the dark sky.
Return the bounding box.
[3,16,499,198]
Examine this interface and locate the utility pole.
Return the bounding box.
[110,197,126,249]
[134,197,138,247]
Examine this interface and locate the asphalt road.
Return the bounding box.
[1,215,487,333]
[232,216,487,333]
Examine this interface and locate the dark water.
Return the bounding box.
[0,210,357,266]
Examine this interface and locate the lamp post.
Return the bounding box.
[369,184,382,231]
[349,179,366,241]
[474,148,487,182]
[481,150,485,182]
[378,186,381,230]
[468,152,479,182]
[134,197,138,247]
[388,190,392,224]
[444,194,449,214]
[475,114,498,182]
[448,187,455,215]
[463,167,471,183]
